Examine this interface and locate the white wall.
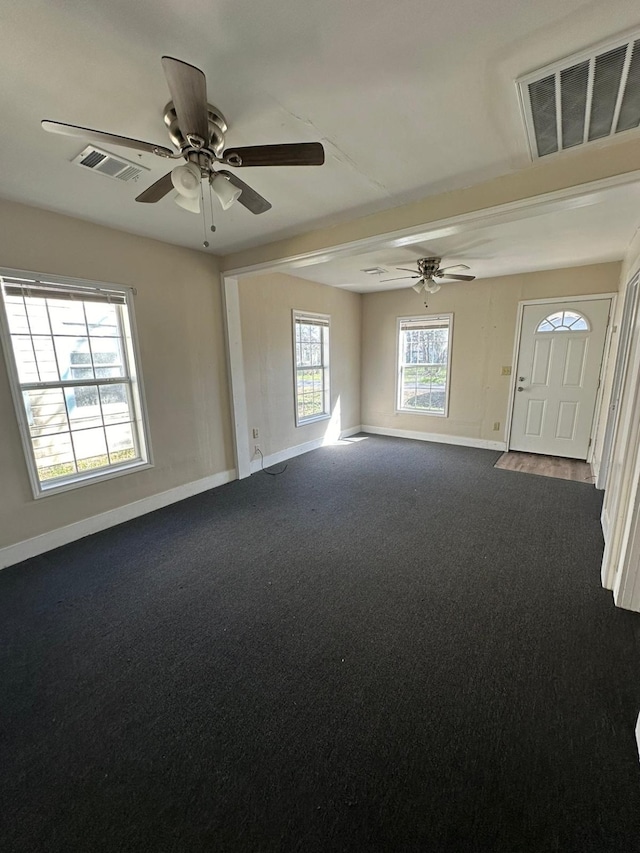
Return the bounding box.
[361,263,620,447]
[0,200,233,553]
[238,272,361,460]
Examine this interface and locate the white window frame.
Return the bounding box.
[292,310,331,426]
[396,313,453,418]
[0,268,153,499]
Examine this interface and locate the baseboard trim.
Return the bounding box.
[0,468,237,570]
[360,425,506,451]
[249,426,362,474]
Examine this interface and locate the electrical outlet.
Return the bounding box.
[252,428,259,439]
[501,366,512,376]
[254,444,261,455]
[493,422,500,431]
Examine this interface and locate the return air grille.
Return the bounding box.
[518,32,640,159]
[71,146,149,182]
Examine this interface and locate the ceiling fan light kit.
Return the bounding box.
[174,192,201,214]
[383,257,476,294]
[171,162,201,197]
[42,55,325,241]
[210,172,242,210]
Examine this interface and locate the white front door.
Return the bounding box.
[509,299,611,460]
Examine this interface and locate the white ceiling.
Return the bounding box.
[1,0,639,256]
[271,181,640,292]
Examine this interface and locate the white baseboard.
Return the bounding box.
[249,426,362,474]
[601,506,610,542]
[0,468,237,570]
[360,425,506,451]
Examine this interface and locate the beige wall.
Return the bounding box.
[361,262,621,444]
[0,199,232,548]
[238,273,361,457]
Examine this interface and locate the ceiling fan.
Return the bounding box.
[382,257,476,293]
[42,56,325,222]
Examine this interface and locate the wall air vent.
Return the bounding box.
[517,30,640,159]
[71,146,149,182]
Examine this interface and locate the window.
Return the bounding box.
[397,314,453,416]
[536,310,589,332]
[0,271,151,497]
[293,311,330,425]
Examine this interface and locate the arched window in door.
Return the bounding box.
[536,310,590,332]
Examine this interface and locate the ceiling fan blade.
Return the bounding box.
[440,273,476,281]
[380,275,420,283]
[217,170,271,214]
[437,264,470,274]
[135,171,174,203]
[223,142,325,167]
[395,267,421,273]
[161,56,209,143]
[41,120,174,157]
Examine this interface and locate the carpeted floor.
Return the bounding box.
[1,435,639,852]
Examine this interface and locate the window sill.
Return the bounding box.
[395,408,448,418]
[296,413,331,428]
[33,459,153,499]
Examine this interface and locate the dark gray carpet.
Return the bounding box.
[1,435,639,852]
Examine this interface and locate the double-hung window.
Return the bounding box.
[292,311,330,425]
[397,314,453,416]
[0,271,151,497]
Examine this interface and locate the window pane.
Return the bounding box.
[54,336,93,381]
[85,302,119,337]
[91,336,125,378]
[5,296,29,334]
[26,299,51,335]
[33,337,59,381]
[294,317,329,423]
[536,310,589,333]
[1,278,149,491]
[64,385,103,431]
[72,427,108,467]
[106,423,136,462]
[11,335,39,382]
[100,383,132,424]
[24,388,69,437]
[34,433,77,481]
[399,319,450,415]
[48,299,87,337]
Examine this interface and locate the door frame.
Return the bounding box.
[505,293,617,462]
[596,271,640,490]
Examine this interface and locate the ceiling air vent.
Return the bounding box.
[71,146,149,182]
[517,30,640,159]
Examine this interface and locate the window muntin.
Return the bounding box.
[397,315,452,416]
[536,310,589,332]
[0,273,151,496]
[293,311,330,425]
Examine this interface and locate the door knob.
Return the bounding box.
[517,386,524,392]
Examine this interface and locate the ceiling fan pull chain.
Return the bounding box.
[201,183,210,248]
[208,182,216,233]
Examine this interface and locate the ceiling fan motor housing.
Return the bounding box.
[163,101,228,156]
[417,257,442,279]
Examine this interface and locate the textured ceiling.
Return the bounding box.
[1,0,639,257]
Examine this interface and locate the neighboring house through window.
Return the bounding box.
[0,271,151,497]
[292,310,330,425]
[397,314,453,417]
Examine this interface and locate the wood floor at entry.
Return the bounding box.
[495,451,593,483]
